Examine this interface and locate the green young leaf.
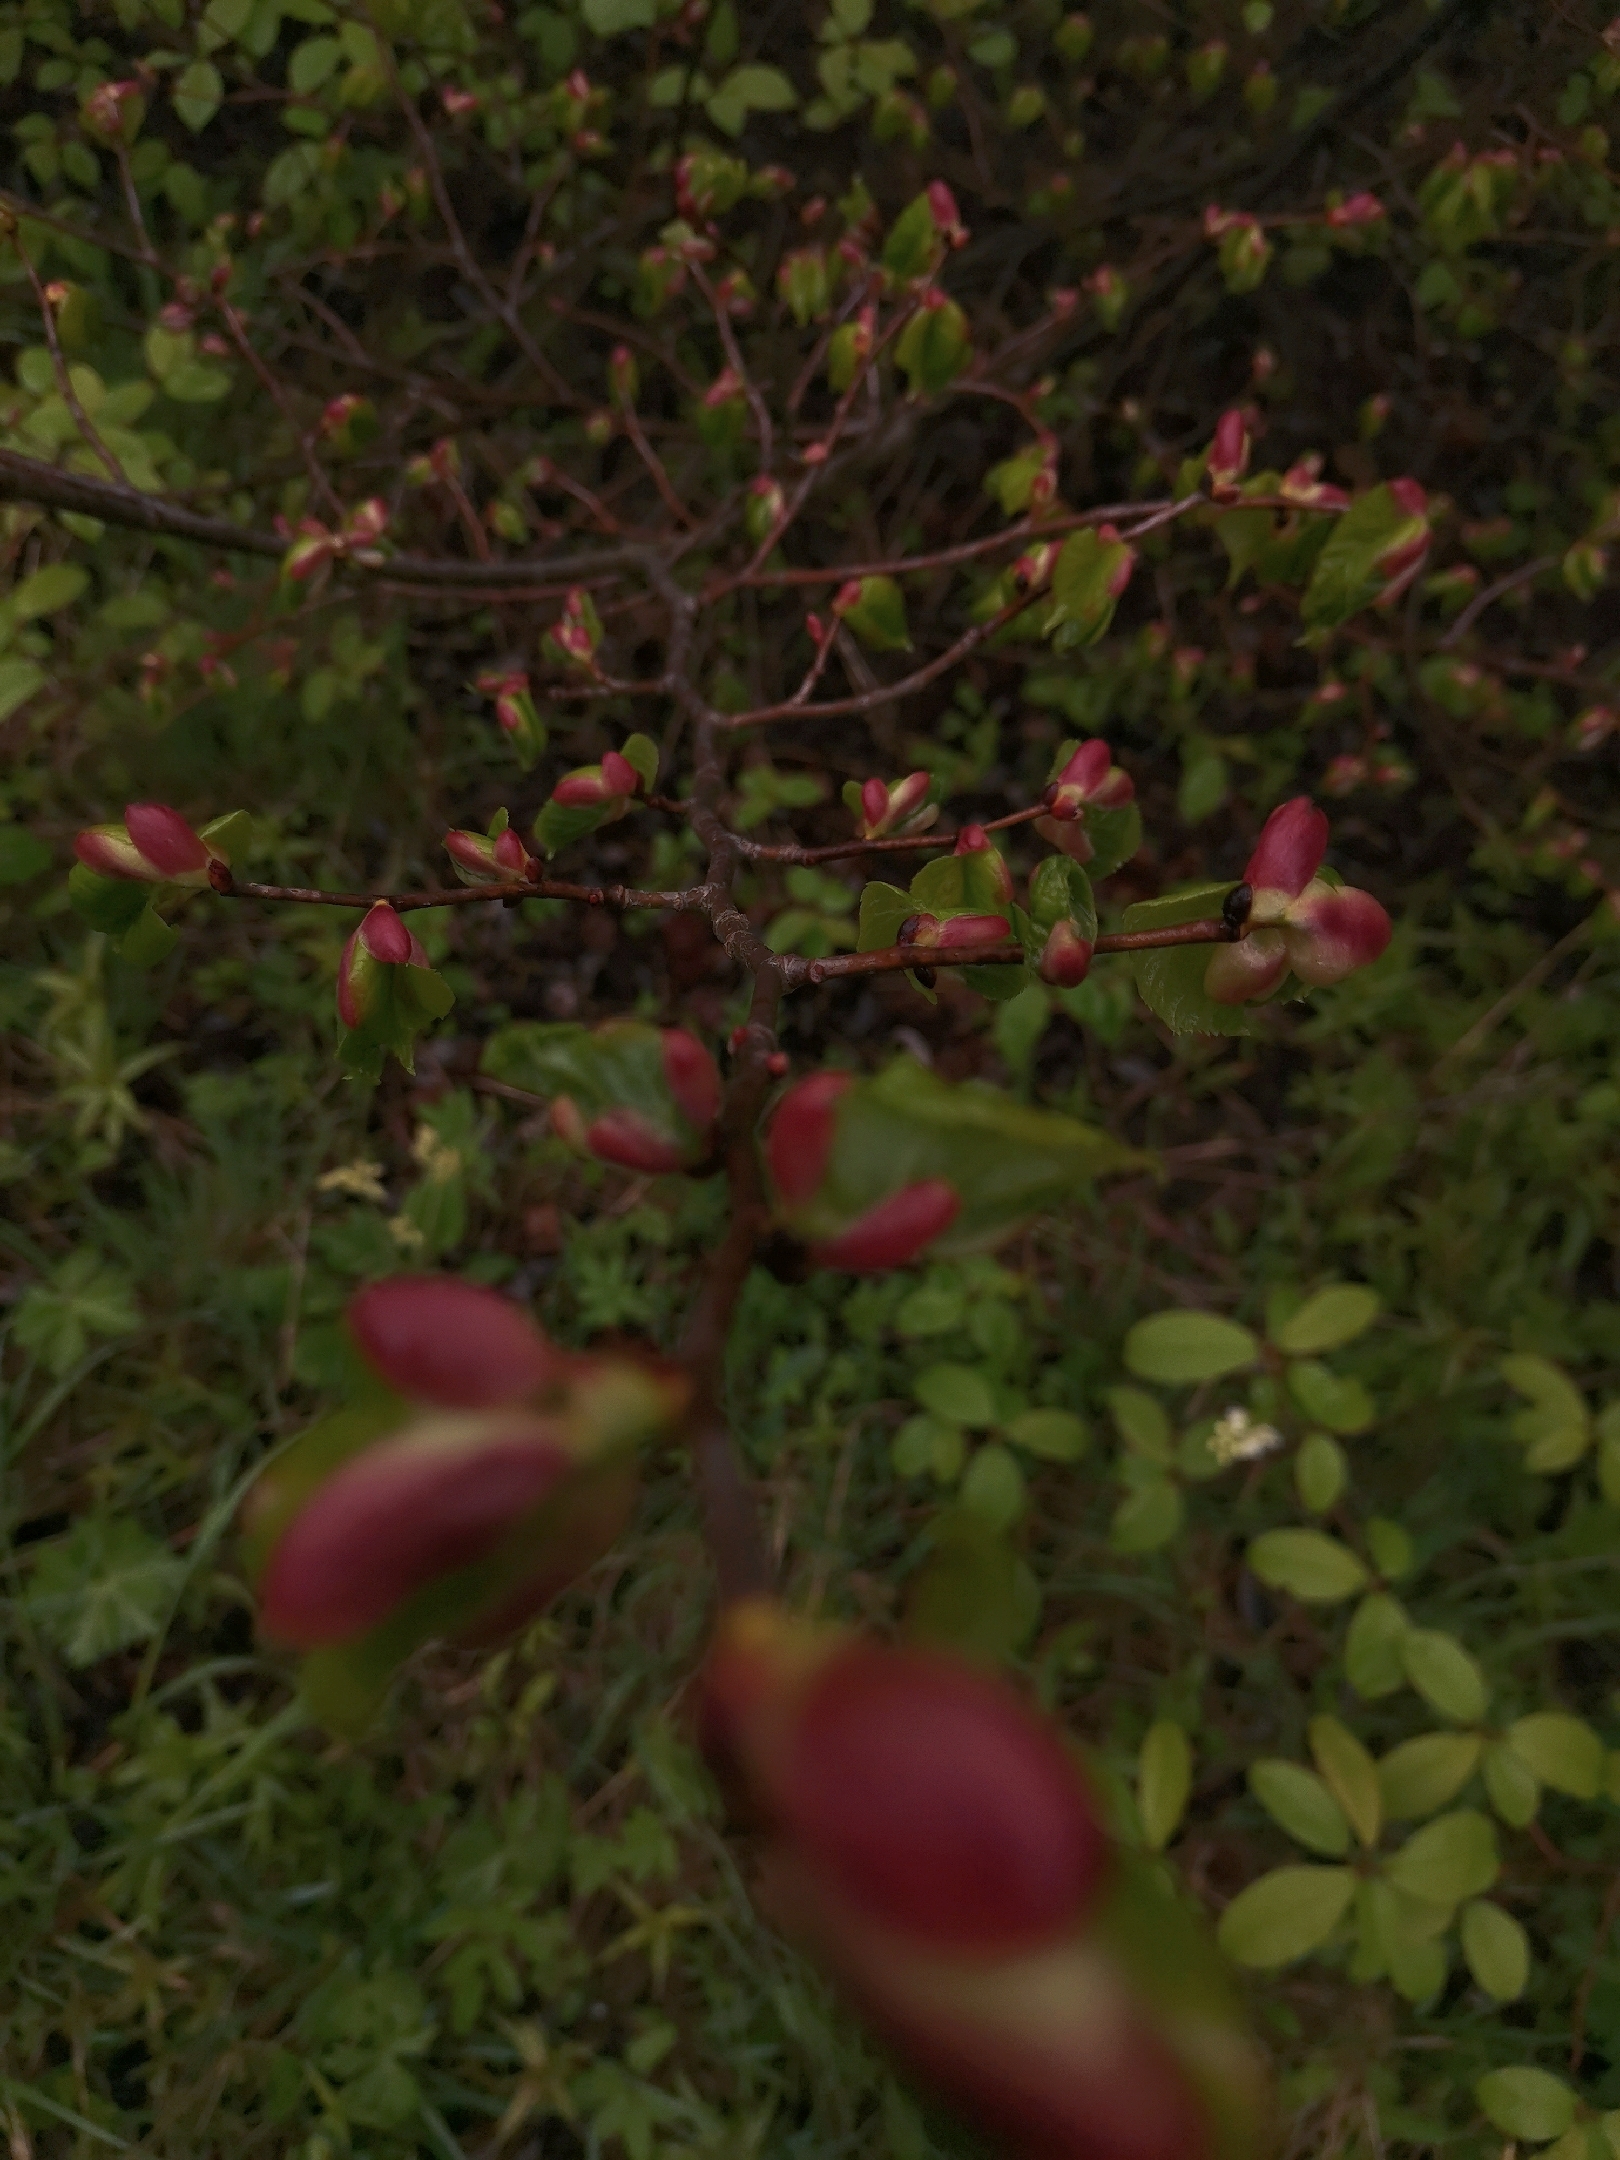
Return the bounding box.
[1217,1865,1355,1968]
[882,192,942,283]
[905,1511,1039,1663]
[1137,1721,1193,1852]
[837,574,911,652]
[1483,1738,1541,1828]
[1286,1358,1375,1434]
[959,1442,1026,1530]
[1044,527,1132,649]
[68,861,151,935]
[1475,2069,1576,2144]
[1501,1352,1591,1472]
[1248,1761,1351,1858]
[1401,1628,1489,1724]
[1379,1732,1482,1821]
[1110,1473,1184,1554]
[1460,1900,1529,2002]
[1271,1283,1381,1355]
[1123,1309,1259,1384]
[913,1362,998,1427]
[1248,1529,1369,1604]
[173,56,224,128]
[1002,1407,1087,1461]
[706,62,797,135]
[339,960,455,1083]
[894,296,972,396]
[117,904,178,967]
[25,1516,184,1665]
[1301,482,1428,630]
[0,658,46,722]
[1346,1591,1411,1697]
[581,0,657,30]
[1507,1712,1605,1800]
[0,824,51,883]
[1384,1809,1498,1908]
[856,880,916,954]
[13,1248,139,1375]
[1364,1516,1414,1581]
[1107,1385,1173,1462]
[11,562,88,619]
[891,1412,964,1481]
[1309,1714,1382,1847]
[1124,882,1256,1037]
[1294,1430,1348,1514]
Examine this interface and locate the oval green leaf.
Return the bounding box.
[1272,1283,1381,1356]
[1248,1761,1350,1858]
[1217,1865,1355,1969]
[1475,2068,1576,2144]
[1248,1528,1369,1604]
[1124,1309,1260,1384]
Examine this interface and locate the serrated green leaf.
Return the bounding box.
[25,1516,183,1666]
[1124,882,1255,1036]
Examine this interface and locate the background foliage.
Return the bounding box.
[3,0,1620,2155]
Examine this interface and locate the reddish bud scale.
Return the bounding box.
[1244,796,1328,899]
[811,1179,960,1272]
[766,1071,849,1207]
[661,1029,721,1135]
[348,1275,557,1407]
[776,1641,1110,1952]
[75,801,217,884]
[258,1423,570,1645]
[586,1108,686,1174]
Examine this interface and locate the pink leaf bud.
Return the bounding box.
[859,777,890,831]
[344,497,389,548]
[1204,926,1292,1006]
[441,86,479,118]
[929,911,1012,950]
[585,1108,687,1174]
[258,1415,571,1645]
[745,474,785,545]
[1278,459,1349,512]
[348,1275,558,1407]
[1037,919,1094,987]
[1326,190,1385,228]
[1244,797,1329,900]
[600,749,641,796]
[1282,884,1393,986]
[955,823,988,854]
[926,180,968,247]
[767,1071,850,1207]
[75,802,216,885]
[336,901,414,1028]
[1044,739,1132,821]
[551,768,616,808]
[550,1095,589,1152]
[661,1028,722,1135]
[810,1178,960,1272]
[609,344,638,405]
[1206,408,1251,501]
[857,771,935,839]
[444,825,534,887]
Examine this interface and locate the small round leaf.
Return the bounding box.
[1475,2068,1576,2143]
[1123,1310,1260,1385]
[1248,1529,1369,1604]
[1217,1865,1355,1968]
[1460,1900,1529,2002]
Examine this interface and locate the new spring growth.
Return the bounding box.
[242,1276,687,1720]
[765,1072,961,1273]
[1204,797,1392,1006]
[849,771,936,840]
[550,748,642,810]
[1036,737,1134,865]
[926,179,968,249]
[1373,478,1432,604]
[544,586,604,672]
[443,811,536,889]
[1206,409,1252,503]
[473,669,545,766]
[745,475,786,546]
[74,802,226,887]
[545,1023,723,1174]
[336,901,429,1029]
[699,1603,1263,2160]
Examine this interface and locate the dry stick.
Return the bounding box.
[785,917,1235,988]
[735,802,1048,866]
[0,442,648,585]
[617,397,695,527]
[216,297,347,523]
[691,261,773,473]
[213,869,706,914]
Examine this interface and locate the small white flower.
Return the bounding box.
[1210,1406,1283,1467]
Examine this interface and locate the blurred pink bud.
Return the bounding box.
[600,749,640,795]
[805,611,828,643]
[955,824,988,854]
[811,1179,961,1271]
[444,825,534,886]
[1044,739,1132,821]
[857,770,934,839]
[1038,919,1093,987]
[662,1029,721,1134]
[584,1108,686,1174]
[1278,459,1349,512]
[1207,798,1392,1004]
[550,1095,589,1152]
[441,87,480,117]
[1283,885,1393,985]
[75,802,216,884]
[767,1071,850,1207]
[911,911,1012,951]
[348,1275,558,1407]
[345,498,389,547]
[1207,408,1251,501]
[927,180,967,247]
[336,901,421,1028]
[1327,190,1385,228]
[259,1416,571,1645]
